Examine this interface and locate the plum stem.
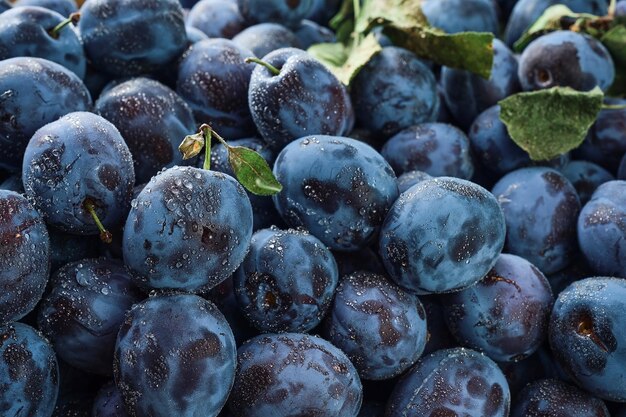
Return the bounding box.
[244,57,280,76]
[84,199,112,244]
[199,124,213,171]
[48,12,80,39]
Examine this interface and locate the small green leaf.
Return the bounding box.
[308,33,382,85]
[513,5,577,51]
[602,24,626,95]
[228,146,283,196]
[499,87,604,161]
[383,25,494,78]
[178,132,205,160]
[355,0,428,33]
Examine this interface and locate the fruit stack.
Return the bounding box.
[1,0,626,416]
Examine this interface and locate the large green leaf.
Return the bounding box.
[602,24,626,95]
[228,146,283,196]
[499,87,604,161]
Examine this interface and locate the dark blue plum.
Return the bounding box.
[492,167,581,274]
[237,0,314,28]
[561,160,614,204]
[114,294,236,417]
[577,180,626,276]
[177,39,256,139]
[22,111,135,235]
[550,277,626,401]
[234,227,338,333]
[93,381,129,417]
[441,39,520,130]
[0,322,59,417]
[294,19,335,49]
[357,402,385,417]
[546,256,592,295]
[324,271,428,380]
[419,295,456,355]
[496,352,547,398]
[351,46,439,138]
[0,190,49,325]
[95,77,197,184]
[272,135,399,251]
[495,0,519,20]
[38,258,143,375]
[0,0,11,12]
[227,333,362,417]
[421,0,499,33]
[185,25,208,43]
[78,0,187,76]
[0,57,91,172]
[511,379,609,417]
[504,0,608,46]
[381,123,474,179]
[0,6,86,78]
[13,0,77,15]
[198,137,282,231]
[574,99,626,173]
[233,23,301,59]
[618,0,626,15]
[248,48,354,150]
[306,0,341,23]
[396,170,432,193]
[518,30,614,92]
[123,166,253,292]
[186,0,245,39]
[206,276,259,347]
[386,348,510,417]
[379,177,506,294]
[52,359,107,417]
[469,105,533,175]
[441,253,554,362]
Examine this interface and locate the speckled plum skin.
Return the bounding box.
[504,0,608,47]
[574,99,626,173]
[0,57,91,172]
[233,23,301,59]
[511,379,610,417]
[95,77,196,184]
[199,137,282,231]
[234,227,338,333]
[561,160,614,204]
[386,348,510,417]
[176,39,256,139]
[381,123,474,179]
[294,19,335,49]
[469,105,532,175]
[0,6,86,78]
[22,111,135,235]
[123,166,253,292]
[93,380,130,417]
[577,181,626,276]
[227,333,362,417]
[0,0,11,12]
[272,135,399,251]
[441,39,520,130]
[442,253,554,362]
[324,271,427,380]
[0,323,59,417]
[237,0,313,28]
[351,47,439,138]
[549,277,626,401]
[186,0,245,39]
[37,258,143,375]
[421,0,499,33]
[396,170,432,193]
[248,48,354,151]
[78,0,187,76]
[0,190,49,325]
[379,177,506,294]
[492,167,581,275]
[518,30,615,92]
[12,0,77,15]
[114,294,236,417]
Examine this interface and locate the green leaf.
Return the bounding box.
[513,5,577,51]
[308,33,382,85]
[602,24,626,95]
[355,0,428,33]
[383,25,494,78]
[227,146,283,196]
[499,87,604,161]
